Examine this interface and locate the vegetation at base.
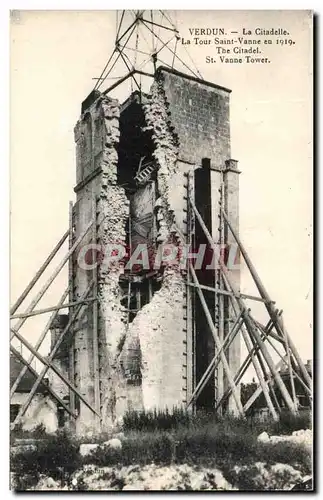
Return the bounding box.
[10,423,48,444]
[122,407,311,436]
[10,408,312,490]
[11,429,82,490]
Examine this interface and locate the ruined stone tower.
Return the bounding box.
[68,67,240,433]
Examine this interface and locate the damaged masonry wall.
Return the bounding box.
[120,79,187,411]
[73,79,188,431]
[72,67,239,432]
[73,95,130,433]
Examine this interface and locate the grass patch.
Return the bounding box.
[86,432,174,467]
[122,408,311,436]
[10,423,48,444]
[11,429,82,490]
[123,407,191,432]
[10,408,312,490]
[270,409,311,435]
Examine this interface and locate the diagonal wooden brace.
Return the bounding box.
[221,208,312,390]
[10,345,76,419]
[10,287,69,399]
[190,197,298,415]
[10,230,69,315]
[189,262,245,417]
[10,217,94,341]
[187,310,245,408]
[11,283,100,426]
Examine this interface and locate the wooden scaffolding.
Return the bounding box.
[10,175,312,429]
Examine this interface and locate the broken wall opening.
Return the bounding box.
[119,275,162,325]
[118,91,155,195]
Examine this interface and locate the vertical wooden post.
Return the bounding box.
[68,201,75,422]
[221,209,312,390]
[186,171,194,405]
[92,197,101,427]
[190,198,298,415]
[226,293,279,420]
[189,263,244,417]
[187,311,244,408]
[10,287,69,398]
[281,315,298,408]
[217,180,225,409]
[126,212,132,328]
[148,280,153,302]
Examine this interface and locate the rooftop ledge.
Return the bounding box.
[156,66,232,94]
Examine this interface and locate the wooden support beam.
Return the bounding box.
[187,281,270,303]
[244,356,288,412]
[187,311,244,408]
[256,322,311,396]
[68,201,75,421]
[10,287,69,398]
[102,70,135,95]
[217,180,225,407]
[253,319,285,344]
[190,197,298,415]
[222,280,279,420]
[186,172,195,402]
[10,297,97,320]
[221,208,312,390]
[10,230,69,315]
[189,262,245,417]
[10,217,95,341]
[214,312,283,410]
[10,345,76,419]
[92,197,101,427]
[11,283,100,426]
[281,315,298,408]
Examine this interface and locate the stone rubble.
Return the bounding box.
[257,428,312,450]
[230,462,303,491]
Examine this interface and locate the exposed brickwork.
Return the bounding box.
[73,96,130,433]
[132,79,186,409]
[70,68,240,431]
[157,68,231,169]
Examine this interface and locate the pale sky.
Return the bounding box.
[10,10,313,371]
